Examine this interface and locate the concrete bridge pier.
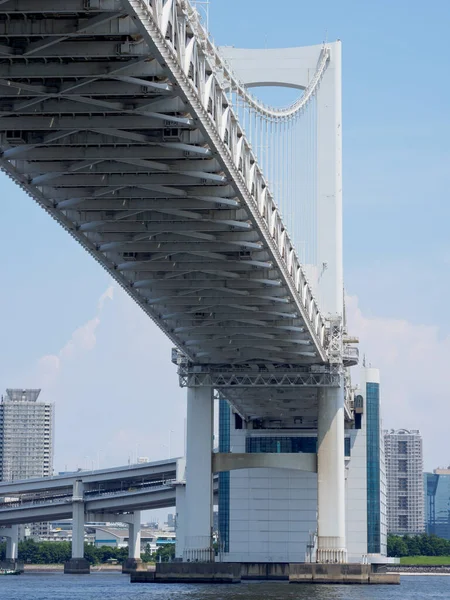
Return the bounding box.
[175,483,186,559]
[316,385,347,563]
[122,511,143,573]
[184,385,214,562]
[0,524,22,572]
[64,480,90,574]
[5,524,18,561]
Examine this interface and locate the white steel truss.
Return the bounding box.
[0,0,332,367]
[178,367,341,389]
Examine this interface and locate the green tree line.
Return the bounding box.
[388,533,450,557]
[0,539,175,564]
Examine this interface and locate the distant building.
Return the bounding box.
[0,389,54,538]
[91,526,175,552]
[167,513,175,529]
[424,469,450,539]
[0,389,54,480]
[384,429,424,535]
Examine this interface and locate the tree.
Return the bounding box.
[387,535,408,557]
[388,533,450,558]
[141,543,153,563]
[152,544,175,563]
[404,535,421,556]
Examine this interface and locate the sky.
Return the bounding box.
[0,0,449,498]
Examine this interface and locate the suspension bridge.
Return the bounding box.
[0,0,362,571]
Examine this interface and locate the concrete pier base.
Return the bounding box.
[64,558,90,574]
[130,571,156,582]
[131,562,399,585]
[240,562,289,580]
[0,559,24,574]
[289,563,400,584]
[131,563,241,583]
[122,558,144,574]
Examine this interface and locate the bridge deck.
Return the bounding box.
[0,0,327,371]
[0,459,177,495]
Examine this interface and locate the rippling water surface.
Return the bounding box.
[0,573,448,600]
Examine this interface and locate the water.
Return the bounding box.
[0,574,448,600]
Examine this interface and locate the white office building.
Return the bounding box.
[384,429,424,535]
[217,366,387,563]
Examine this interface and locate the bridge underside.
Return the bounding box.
[224,386,319,425]
[0,0,326,369]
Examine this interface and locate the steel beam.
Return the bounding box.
[0,17,138,37]
[0,60,161,80]
[0,116,188,131]
[177,369,340,388]
[23,12,124,57]
[0,0,122,12]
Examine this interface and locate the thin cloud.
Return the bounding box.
[35,286,114,388]
[346,294,450,470]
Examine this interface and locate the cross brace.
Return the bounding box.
[174,357,341,388]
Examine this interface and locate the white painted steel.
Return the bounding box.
[175,484,186,559]
[213,452,317,473]
[0,0,328,367]
[184,386,213,560]
[220,42,343,317]
[317,41,343,317]
[317,386,346,563]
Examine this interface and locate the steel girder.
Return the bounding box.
[178,369,341,389]
[0,0,329,366]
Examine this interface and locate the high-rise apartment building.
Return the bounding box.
[0,389,54,539]
[384,429,424,535]
[216,365,387,563]
[0,389,54,481]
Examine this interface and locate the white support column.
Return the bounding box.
[317,385,347,563]
[64,479,90,573]
[316,40,343,317]
[71,480,85,559]
[6,526,18,560]
[175,483,186,559]
[0,525,19,560]
[184,385,213,561]
[128,511,141,560]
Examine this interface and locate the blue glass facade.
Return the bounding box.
[425,472,450,539]
[246,436,351,456]
[366,382,381,553]
[246,436,316,453]
[218,399,230,552]
[345,436,351,457]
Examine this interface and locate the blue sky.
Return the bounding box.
[1,0,449,484]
